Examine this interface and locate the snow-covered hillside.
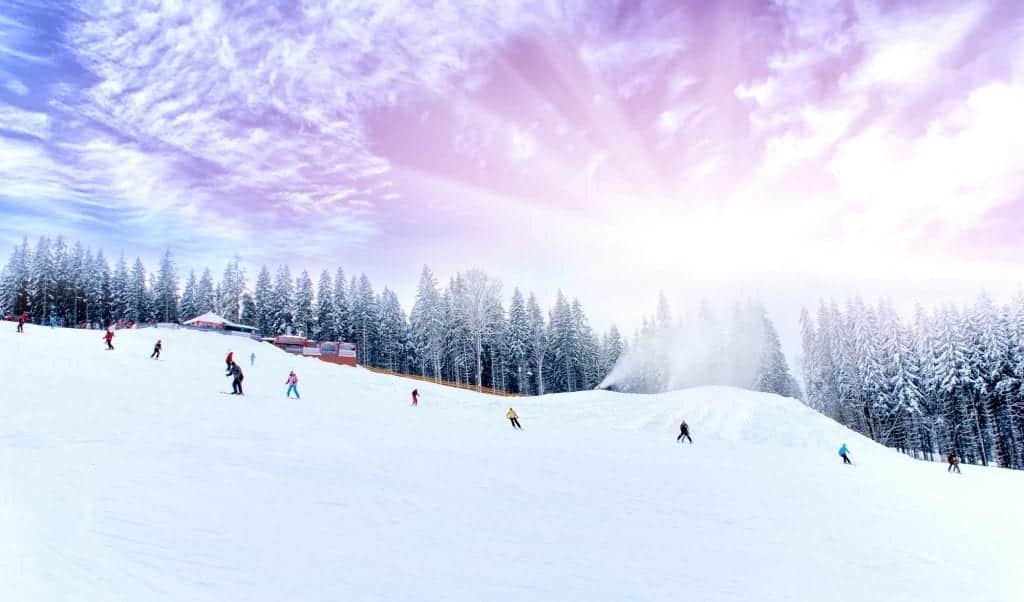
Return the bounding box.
[1,325,1022,601]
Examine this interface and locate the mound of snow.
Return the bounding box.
[1,324,1022,601]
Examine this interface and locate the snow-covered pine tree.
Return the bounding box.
[108,255,130,323]
[972,293,1016,467]
[441,282,467,384]
[546,291,578,393]
[253,266,274,335]
[196,268,215,315]
[959,301,995,466]
[66,240,86,324]
[350,274,377,365]
[505,288,531,393]
[293,270,314,337]
[457,270,502,391]
[29,236,54,321]
[219,257,245,323]
[271,265,294,335]
[1,237,32,315]
[314,269,334,341]
[213,283,222,314]
[484,293,508,391]
[849,299,884,440]
[179,270,199,322]
[153,250,180,322]
[878,308,925,456]
[50,236,70,323]
[1007,292,1024,467]
[85,250,111,326]
[928,305,977,463]
[332,268,350,343]
[754,307,799,398]
[410,266,444,380]
[240,293,257,329]
[126,258,151,323]
[572,298,601,390]
[377,287,408,372]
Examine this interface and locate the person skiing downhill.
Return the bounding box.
[947,452,961,473]
[227,361,244,395]
[250,352,256,367]
[285,371,300,399]
[839,443,852,465]
[677,420,693,444]
[506,407,522,430]
[16,312,25,333]
[411,389,419,407]
[151,339,162,359]
[225,351,234,371]
[103,329,115,350]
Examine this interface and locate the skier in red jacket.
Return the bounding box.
[411,389,419,407]
[17,313,26,333]
[103,330,114,350]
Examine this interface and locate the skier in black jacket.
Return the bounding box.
[226,361,244,395]
[151,339,162,359]
[677,420,693,444]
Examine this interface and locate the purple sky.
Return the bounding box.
[2,0,1023,335]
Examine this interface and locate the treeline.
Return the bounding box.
[800,295,1024,469]
[609,294,800,398]
[0,236,625,395]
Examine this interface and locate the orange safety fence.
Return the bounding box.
[361,365,522,397]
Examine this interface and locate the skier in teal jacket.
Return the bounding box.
[839,443,852,464]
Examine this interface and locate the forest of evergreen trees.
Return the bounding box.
[800,296,1024,469]
[0,236,625,395]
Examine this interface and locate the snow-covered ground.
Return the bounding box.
[2,325,1022,601]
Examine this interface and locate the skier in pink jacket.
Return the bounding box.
[285,371,300,399]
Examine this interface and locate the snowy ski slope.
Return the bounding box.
[1,325,1022,601]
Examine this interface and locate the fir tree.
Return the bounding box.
[314,269,335,340]
[253,266,274,335]
[153,250,180,322]
[410,266,443,379]
[293,270,315,337]
[180,270,199,321]
[506,288,531,393]
[271,265,294,335]
[196,268,215,315]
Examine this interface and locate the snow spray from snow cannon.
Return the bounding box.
[598,301,780,393]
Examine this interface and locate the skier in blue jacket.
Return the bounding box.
[839,443,852,464]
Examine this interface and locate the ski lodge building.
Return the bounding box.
[271,335,358,367]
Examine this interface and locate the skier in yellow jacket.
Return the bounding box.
[506,407,522,430]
